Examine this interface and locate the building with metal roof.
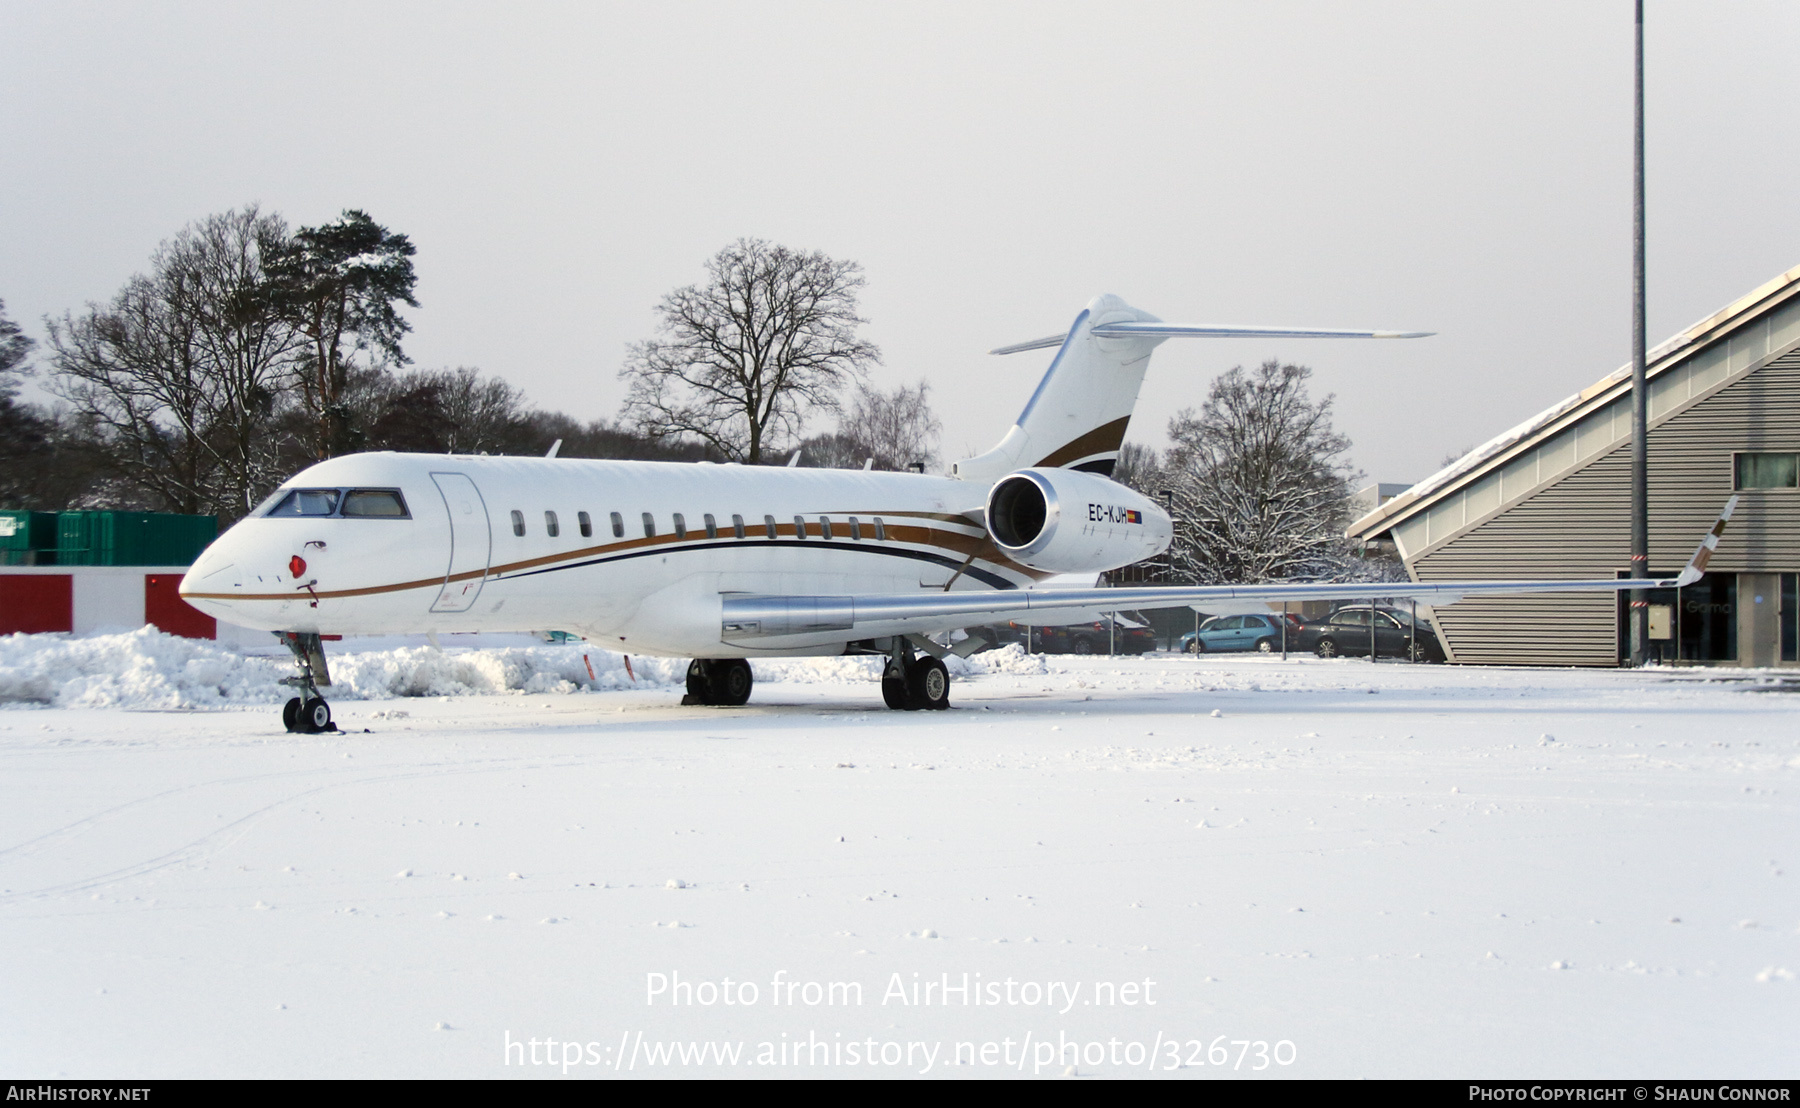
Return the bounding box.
[1348,266,1800,668]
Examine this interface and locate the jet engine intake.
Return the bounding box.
[984,468,1171,574]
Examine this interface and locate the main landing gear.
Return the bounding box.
[683,659,754,706]
[278,631,338,733]
[881,638,950,712]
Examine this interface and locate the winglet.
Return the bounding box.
[1674,496,1738,588]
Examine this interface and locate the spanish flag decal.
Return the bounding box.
[1125,509,1142,524]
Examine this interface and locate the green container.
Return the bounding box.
[54,511,217,567]
[0,510,59,566]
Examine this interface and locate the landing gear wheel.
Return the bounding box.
[1315,638,1339,659]
[300,697,332,734]
[685,660,711,704]
[881,673,909,710]
[710,659,754,706]
[282,697,303,733]
[907,657,950,711]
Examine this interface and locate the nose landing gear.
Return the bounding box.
[277,631,339,733]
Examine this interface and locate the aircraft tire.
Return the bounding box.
[282,697,302,732]
[685,660,713,704]
[908,657,950,711]
[881,674,910,710]
[301,697,331,734]
[711,659,754,706]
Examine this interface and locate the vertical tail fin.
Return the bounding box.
[951,294,1162,484]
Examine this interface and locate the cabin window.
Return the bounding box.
[1735,452,1800,489]
[510,510,525,537]
[578,511,592,538]
[611,512,624,538]
[848,516,862,540]
[673,512,687,539]
[340,489,409,518]
[873,517,887,541]
[763,514,778,540]
[265,488,340,517]
[703,513,718,539]
[642,512,656,538]
[793,514,808,539]
[731,514,746,539]
[545,510,560,537]
[819,516,833,540]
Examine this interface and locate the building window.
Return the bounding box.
[703,513,718,539]
[848,516,862,540]
[578,511,592,538]
[793,514,808,539]
[1783,573,1798,663]
[510,510,525,537]
[545,510,560,537]
[1734,452,1799,489]
[673,512,687,539]
[610,512,624,538]
[642,512,656,538]
[764,514,778,540]
[819,516,833,540]
[731,514,746,539]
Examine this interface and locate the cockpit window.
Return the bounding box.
[341,489,410,518]
[264,487,410,518]
[265,489,341,517]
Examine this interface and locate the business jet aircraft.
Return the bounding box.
[180,295,1731,732]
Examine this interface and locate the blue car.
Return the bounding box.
[1178,613,1303,654]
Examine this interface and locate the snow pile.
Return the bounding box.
[0,630,1069,710]
[0,627,287,709]
[330,645,684,698]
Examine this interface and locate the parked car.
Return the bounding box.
[1178,612,1304,654]
[1290,605,1445,662]
[1006,613,1158,655]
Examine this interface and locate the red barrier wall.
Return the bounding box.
[144,573,215,639]
[0,574,73,634]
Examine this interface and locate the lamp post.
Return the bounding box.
[1629,0,1650,666]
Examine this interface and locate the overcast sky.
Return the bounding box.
[4,1,1797,484]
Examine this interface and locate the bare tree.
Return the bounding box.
[1163,360,1361,584]
[799,379,942,471]
[266,209,417,459]
[364,366,534,455]
[621,238,879,464]
[45,208,300,519]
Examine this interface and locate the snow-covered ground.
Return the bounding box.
[1,631,1796,1079]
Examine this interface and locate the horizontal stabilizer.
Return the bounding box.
[990,321,1433,355]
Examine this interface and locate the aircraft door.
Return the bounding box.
[430,472,492,613]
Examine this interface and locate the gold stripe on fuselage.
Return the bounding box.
[181,515,1054,603]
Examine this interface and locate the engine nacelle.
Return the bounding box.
[984,468,1172,574]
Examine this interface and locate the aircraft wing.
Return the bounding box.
[720,498,1735,646]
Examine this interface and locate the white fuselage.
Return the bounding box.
[180,452,1105,658]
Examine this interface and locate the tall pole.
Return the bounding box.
[1628,0,1650,666]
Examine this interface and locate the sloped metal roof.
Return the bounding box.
[1347,263,1800,541]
